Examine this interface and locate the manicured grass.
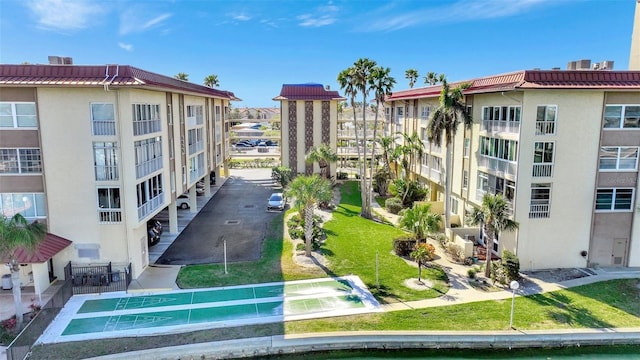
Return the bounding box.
[285,279,640,333]
[322,182,448,302]
[178,181,448,302]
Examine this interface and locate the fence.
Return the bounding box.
[6,262,132,360]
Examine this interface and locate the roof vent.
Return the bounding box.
[48,56,73,65]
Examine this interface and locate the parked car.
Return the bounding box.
[147,219,163,246]
[177,194,190,209]
[196,181,205,196]
[265,140,278,147]
[233,142,253,148]
[267,192,285,211]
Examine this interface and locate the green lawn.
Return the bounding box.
[178,181,448,302]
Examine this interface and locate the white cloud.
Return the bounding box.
[363,0,553,32]
[118,42,134,52]
[26,0,104,31]
[297,2,339,28]
[120,9,172,35]
[233,14,251,21]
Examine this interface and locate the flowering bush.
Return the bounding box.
[1,317,16,330]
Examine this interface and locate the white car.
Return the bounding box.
[267,193,285,211]
[176,194,190,209]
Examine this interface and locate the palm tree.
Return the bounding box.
[398,131,424,180]
[411,243,435,283]
[203,74,219,87]
[377,135,396,178]
[0,214,46,326]
[368,66,395,213]
[405,68,419,88]
[427,78,472,229]
[286,175,333,257]
[469,193,519,279]
[175,72,189,81]
[424,71,446,85]
[305,144,338,179]
[398,203,441,241]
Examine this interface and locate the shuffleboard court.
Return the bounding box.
[37,276,380,344]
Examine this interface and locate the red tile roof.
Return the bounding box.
[13,233,72,263]
[0,64,240,100]
[273,83,345,101]
[386,70,640,100]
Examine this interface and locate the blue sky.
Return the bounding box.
[0,0,636,107]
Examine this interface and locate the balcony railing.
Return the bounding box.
[98,209,121,223]
[337,129,376,138]
[92,121,116,136]
[535,121,556,135]
[532,163,553,177]
[477,156,517,178]
[137,192,164,221]
[481,120,520,134]
[95,165,119,181]
[529,203,550,218]
[133,119,161,136]
[135,156,163,179]
[188,141,204,155]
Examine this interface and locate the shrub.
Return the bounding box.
[385,197,403,214]
[412,242,436,261]
[502,250,520,281]
[432,233,449,248]
[336,172,348,180]
[467,268,477,279]
[491,261,509,285]
[392,236,417,257]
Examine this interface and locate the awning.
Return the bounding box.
[12,233,72,263]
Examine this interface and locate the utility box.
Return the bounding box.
[2,274,12,290]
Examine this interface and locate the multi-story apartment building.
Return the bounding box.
[386,68,640,271]
[0,62,238,295]
[274,84,344,176]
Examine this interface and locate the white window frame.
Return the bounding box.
[603,105,640,129]
[535,105,557,135]
[532,141,554,177]
[529,183,551,218]
[97,187,122,223]
[599,146,639,171]
[595,188,634,212]
[90,102,116,136]
[0,148,42,174]
[0,102,37,128]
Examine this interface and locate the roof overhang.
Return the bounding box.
[9,233,73,264]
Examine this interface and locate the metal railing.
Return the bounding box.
[477,156,518,178]
[481,120,521,134]
[535,121,556,135]
[532,163,553,177]
[68,262,132,295]
[135,156,163,179]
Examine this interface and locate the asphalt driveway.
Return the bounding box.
[156,168,283,265]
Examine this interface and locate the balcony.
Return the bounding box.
[137,192,164,220]
[481,120,520,134]
[532,163,553,177]
[477,156,517,179]
[535,121,556,135]
[337,129,376,138]
[188,141,204,155]
[136,156,163,179]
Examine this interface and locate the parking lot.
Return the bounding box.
[155,168,282,265]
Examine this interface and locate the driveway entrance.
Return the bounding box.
[156,168,281,265]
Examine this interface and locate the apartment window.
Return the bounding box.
[508,106,521,122]
[188,128,204,155]
[535,105,557,135]
[91,103,116,136]
[0,102,37,128]
[604,105,640,129]
[134,138,162,179]
[132,104,161,136]
[97,187,121,222]
[463,138,470,158]
[136,174,164,219]
[479,137,518,161]
[450,197,459,214]
[529,183,551,218]
[0,148,42,174]
[396,107,404,121]
[186,105,204,126]
[462,170,469,189]
[420,106,431,121]
[94,142,119,181]
[0,193,46,218]
[595,188,634,211]
[599,147,639,171]
[532,142,554,177]
[385,107,391,122]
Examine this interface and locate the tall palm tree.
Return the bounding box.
[398,203,441,241]
[305,144,338,179]
[338,58,377,219]
[398,131,424,180]
[377,135,396,178]
[405,68,419,88]
[469,193,519,279]
[0,214,46,326]
[174,72,189,81]
[368,66,395,212]
[203,74,219,87]
[427,78,472,229]
[286,175,333,257]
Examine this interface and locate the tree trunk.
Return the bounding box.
[484,224,494,279]
[11,268,24,326]
[444,141,453,229]
[304,205,314,257]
